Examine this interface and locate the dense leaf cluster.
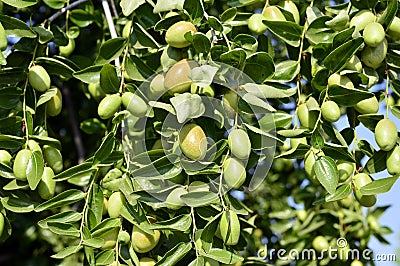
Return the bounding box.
[0,0,399,265]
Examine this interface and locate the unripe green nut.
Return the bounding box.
[149,74,166,98]
[262,6,286,21]
[179,123,207,160]
[312,235,329,252]
[223,90,239,112]
[98,94,121,119]
[248,14,268,35]
[38,167,56,200]
[13,149,32,180]
[354,96,379,114]
[122,21,132,39]
[328,73,354,88]
[353,173,377,207]
[351,260,364,266]
[223,157,246,189]
[164,59,198,94]
[349,10,375,32]
[361,38,387,69]
[118,230,130,244]
[43,145,63,173]
[88,83,106,101]
[101,168,123,191]
[297,103,318,129]
[387,146,400,175]
[388,16,400,41]
[28,65,51,92]
[131,224,160,253]
[219,210,240,246]
[304,150,325,184]
[296,209,307,221]
[47,87,62,117]
[165,21,197,48]
[321,100,341,122]
[375,118,398,151]
[363,22,385,47]
[122,92,147,117]
[228,128,251,160]
[0,150,12,166]
[108,192,124,218]
[59,38,75,57]
[337,161,356,182]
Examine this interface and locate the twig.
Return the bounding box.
[101,0,120,67]
[109,0,119,19]
[47,0,89,23]
[63,85,85,164]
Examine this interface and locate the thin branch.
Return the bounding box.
[101,0,120,67]
[63,85,85,164]
[109,0,119,19]
[47,0,89,23]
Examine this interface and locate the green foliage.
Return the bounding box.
[0,0,400,265]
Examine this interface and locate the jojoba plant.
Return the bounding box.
[0,0,399,265]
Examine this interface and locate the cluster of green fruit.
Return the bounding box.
[97,91,147,119]
[178,124,251,189]
[350,10,393,69]
[96,170,160,265]
[0,141,62,200]
[28,65,63,116]
[248,0,300,35]
[98,176,230,265]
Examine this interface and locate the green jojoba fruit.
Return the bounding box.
[228,128,251,160]
[13,149,32,181]
[223,157,246,189]
[165,21,197,48]
[219,210,240,246]
[38,167,56,200]
[97,94,121,119]
[387,146,400,175]
[47,87,62,116]
[28,65,51,92]
[43,145,63,173]
[122,92,147,117]
[179,123,207,160]
[353,173,377,207]
[363,22,385,47]
[321,100,341,122]
[375,118,398,151]
[107,192,124,218]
